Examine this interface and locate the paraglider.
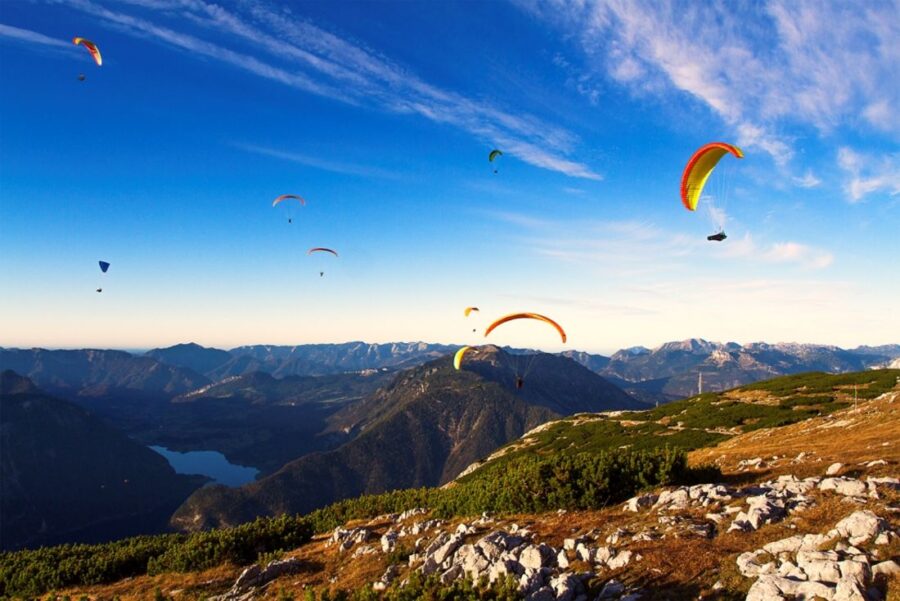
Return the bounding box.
[272,194,305,223]
[307,247,338,257]
[484,312,567,343]
[464,306,479,332]
[453,346,472,370]
[488,149,503,174]
[307,247,338,277]
[73,37,102,66]
[680,142,743,241]
[483,312,566,389]
[97,260,110,292]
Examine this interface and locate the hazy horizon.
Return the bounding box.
[2,336,898,360]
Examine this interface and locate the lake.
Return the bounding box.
[150,446,259,487]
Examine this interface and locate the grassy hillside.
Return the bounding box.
[456,369,900,480]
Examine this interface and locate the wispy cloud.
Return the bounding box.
[792,170,821,189]
[233,143,401,180]
[837,147,900,203]
[518,0,899,163]
[496,292,657,317]
[0,23,72,49]
[51,0,600,180]
[721,233,834,269]
[487,210,834,272]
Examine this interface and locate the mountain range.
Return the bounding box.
[5,339,896,407]
[170,346,641,530]
[595,339,900,401]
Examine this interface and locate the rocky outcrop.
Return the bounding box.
[740,510,896,601]
[209,558,303,601]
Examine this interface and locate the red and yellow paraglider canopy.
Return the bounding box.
[680,142,743,211]
[73,37,102,66]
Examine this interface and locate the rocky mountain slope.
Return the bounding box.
[170,347,640,530]
[593,339,900,402]
[0,371,204,550]
[16,369,897,600]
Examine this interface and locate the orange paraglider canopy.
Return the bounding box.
[484,313,566,343]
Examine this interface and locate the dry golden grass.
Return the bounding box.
[690,390,900,477]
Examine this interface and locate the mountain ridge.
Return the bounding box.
[170,347,640,530]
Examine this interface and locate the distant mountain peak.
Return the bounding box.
[655,338,717,353]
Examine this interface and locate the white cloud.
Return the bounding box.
[764,242,833,269]
[518,0,900,161]
[837,147,900,202]
[53,0,600,180]
[233,143,400,179]
[792,170,821,189]
[721,233,833,269]
[489,210,834,272]
[0,23,71,48]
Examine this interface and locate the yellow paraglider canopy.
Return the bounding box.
[453,346,472,370]
[680,142,743,211]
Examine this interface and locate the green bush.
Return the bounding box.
[146,514,312,575]
[0,515,311,597]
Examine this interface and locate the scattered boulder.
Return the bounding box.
[209,558,302,600]
[833,511,887,545]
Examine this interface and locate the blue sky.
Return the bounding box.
[0,0,897,353]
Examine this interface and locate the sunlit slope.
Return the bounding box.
[456,369,900,481]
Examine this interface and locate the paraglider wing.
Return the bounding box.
[307,247,338,257]
[73,37,102,66]
[453,346,472,370]
[488,149,503,163]
[464,307,480,317]
[272,194,306,207]
[680,142,743,211]
[484,312,566,344]
[98,261,110,273]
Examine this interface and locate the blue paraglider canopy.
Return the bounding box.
[99,261,110,273]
